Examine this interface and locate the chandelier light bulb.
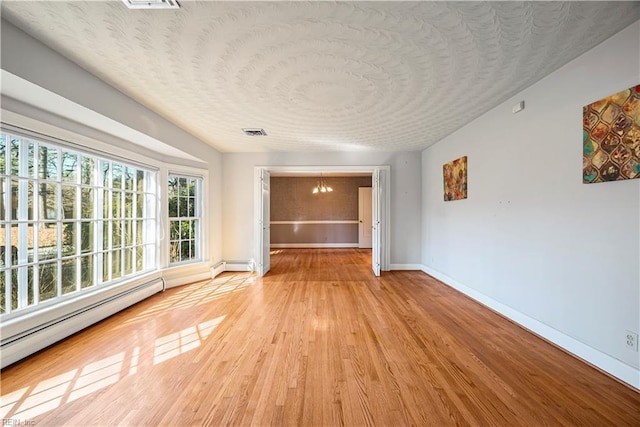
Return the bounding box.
[312,172,334,195]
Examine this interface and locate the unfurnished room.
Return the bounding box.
[0,1,639,426]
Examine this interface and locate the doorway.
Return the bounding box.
[254,166,390,277]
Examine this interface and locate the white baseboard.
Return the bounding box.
[421,265,640,391]
[390,264,423,270]
[224,261,254,272]
[164,271,211,289]
[211,262,226,278]
[270,243,358,248]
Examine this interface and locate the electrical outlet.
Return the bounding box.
[625,331,638,351]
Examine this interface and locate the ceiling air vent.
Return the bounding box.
[242,128,268,137]
[122,0,180,10]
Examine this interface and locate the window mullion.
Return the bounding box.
[3,150,11,312]
[16,141,29,308]
[75,161,81,292]
[56,148,62,298]
[32,141,40,305]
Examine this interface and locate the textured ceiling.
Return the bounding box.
[2,1,639,153]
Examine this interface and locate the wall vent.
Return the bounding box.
[122,0,180,10]
[242,128,268,137]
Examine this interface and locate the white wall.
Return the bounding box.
[1,19,224,266]
[422,21,640,388]
[223,151,421,266]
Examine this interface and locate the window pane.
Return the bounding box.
[168,195,177,218]
[124,192,133,218]
[10,225,18,264]
[81,188,94,219]
[124,220,133,246]
[112,163,122,189]
[112,250,122,280]
[27,181,35,221]
[136,170,145,192]
[26,225,35,263]
[10,179,19,220]
[181,241,190,260]
[27,142,36,178]
[39,183,58,220]
[61,258,77,295]
[103,190,110,218]
[112,191,122,218]
[81,222,94,254]
[168,177,177,198]
[169,220,179,240]
[180,220,192,240]
[0,134,6,175]
[0,225,5,267]
[125,247,133,276]
[136,246,143,272]
[178,197,188,217]
[188,197,195,217]
[113,221,122,248]
[11,269,18,310]
[10,139,19,176]
[103,222,109,251]
[38,223,58,261]
[102,252,110,283]
[102,161,110,187]
[0,270,5,314]
[80,255,94,288]
[125,167,134,191]
[81,157,95,185]
[27,265,35,306]
[170,242,179,263]
[136,195,144,218]
[39,262,57,302]
[39,145,58,180]
[62,185,77,219]
[136,220,144,245]
[62,222,77,257]
[61,152,77,182]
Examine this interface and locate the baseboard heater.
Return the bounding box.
[0,278,164,369]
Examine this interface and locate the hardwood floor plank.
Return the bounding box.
[1,248,639,426]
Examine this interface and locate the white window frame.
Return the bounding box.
[166,169,205,266]
[0,128,160,318]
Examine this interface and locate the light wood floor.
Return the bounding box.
[1,248,639,426]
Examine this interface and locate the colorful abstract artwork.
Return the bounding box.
[443,156,467,201]
[583,84,640,183]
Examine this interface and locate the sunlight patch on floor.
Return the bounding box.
[1,316,225,422]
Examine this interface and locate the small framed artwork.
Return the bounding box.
[443,156,467,201]
[583,84,639,183]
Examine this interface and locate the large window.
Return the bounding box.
[168,174,202,264]
[0,131,157,315]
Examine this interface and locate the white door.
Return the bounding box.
[371,170,381,276]
[256,169,271,276]
[358,187,372,248]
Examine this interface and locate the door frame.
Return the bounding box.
[253,165,390,276]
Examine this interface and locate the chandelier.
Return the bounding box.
[312,173,333,194]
